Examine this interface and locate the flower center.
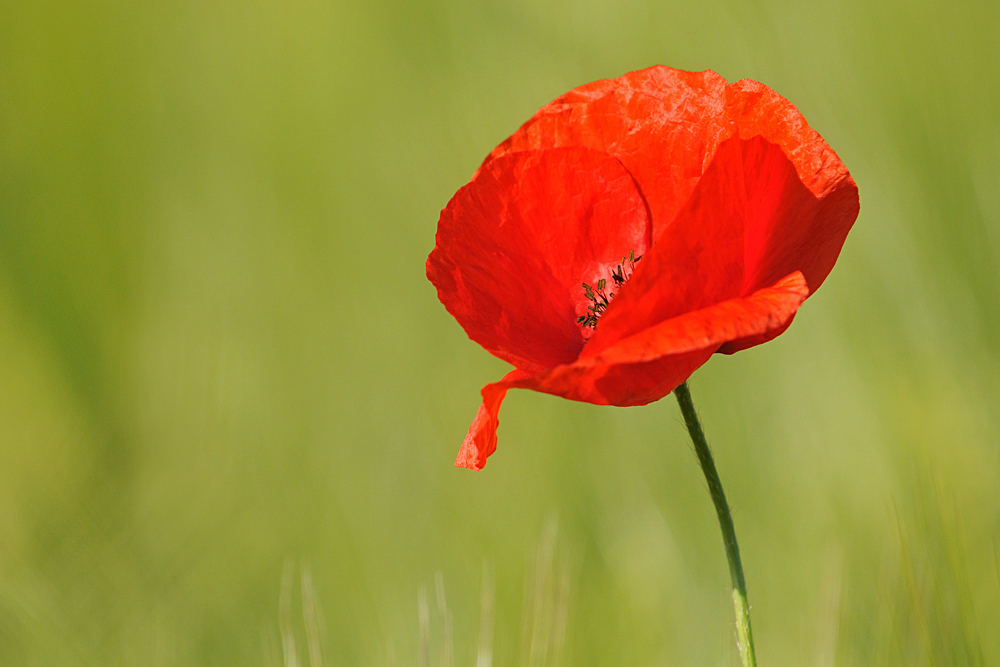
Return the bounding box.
[577,251,641,330]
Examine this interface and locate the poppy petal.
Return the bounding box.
[586,271,808,368]
[715,314,795,355]
[583,134,754,354]
[427,147,651,373]
[725,79,854,199]
[455,368,533,470]
[494,271,808,408]
[723,81,860,296]
[482,66,858,262]
[583,134,850,360]
[483,67,730,242]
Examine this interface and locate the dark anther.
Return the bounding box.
[577,251,641,330]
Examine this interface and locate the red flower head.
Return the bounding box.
[427,66,859,470]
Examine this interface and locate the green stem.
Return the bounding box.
[674,381,757,667]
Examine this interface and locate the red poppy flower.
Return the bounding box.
[427,65,859,470]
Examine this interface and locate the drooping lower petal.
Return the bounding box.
[455,369,533,470]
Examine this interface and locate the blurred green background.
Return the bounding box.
[1,0,998,664]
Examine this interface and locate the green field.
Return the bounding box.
[1,0,998,664]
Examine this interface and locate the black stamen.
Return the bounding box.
[578,252,642,330]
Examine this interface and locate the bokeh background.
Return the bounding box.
[2,0,998,665]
